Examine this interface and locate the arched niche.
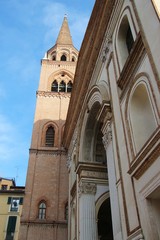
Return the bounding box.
[129,83,157,152]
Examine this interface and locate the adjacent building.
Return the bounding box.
[0,178,24,240]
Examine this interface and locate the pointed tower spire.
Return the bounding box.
[56,15,73,45]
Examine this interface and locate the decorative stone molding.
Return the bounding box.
[78,182,96,196]
[68,129,78,156]
[102,122,112,150]
[72,129,78,149]
[71,181,76,198]
[101,36,112,63]
[36,91,71,99]
[80,170,107,180]
[71,200,76,210]
[20,220,67,227]
[67,154,72,169]
[127,228,144,240]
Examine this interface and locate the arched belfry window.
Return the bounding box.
[59,81,66,92]
[67,81,73,92]
[38,202,46,219]
[52,55,56,61]
[61,54,66,61]
[45,126,55,147]
[51,80,58,92]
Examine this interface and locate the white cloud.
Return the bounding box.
[42,2,89,49]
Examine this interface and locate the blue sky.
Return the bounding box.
[0,0,95,186]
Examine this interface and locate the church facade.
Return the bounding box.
[19,1,160,240]
[63,1,160,240]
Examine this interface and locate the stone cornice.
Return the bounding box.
[20,220,67,227]
[0,190,25,194]
[36,91,71,98]
[41,59,77,66]
[63,0,116,149]
[128,127,160,179]
[76,162,107,181]
[29,148,66,156]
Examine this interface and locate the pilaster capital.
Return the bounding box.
[79,182,96,196]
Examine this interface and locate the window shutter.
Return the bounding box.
[19,197,23,205]
[7,197,11,204]
[45,126,55,147]
[7,216,17,233]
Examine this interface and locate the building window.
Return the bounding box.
[59,81,66,92]
[72,57,75,62]
[51,80,58,92]
[126,25,134,54]
[1,184,7,190]
[6,216,17,240]
[117,15,135,69]
[45,126,55,147]
[7,197,23,212]
[61,54,67,61]
[67,81,73,92]
[10,198,20,212]
[38,202,46,219]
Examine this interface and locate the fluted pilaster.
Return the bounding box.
[79,182,97,240]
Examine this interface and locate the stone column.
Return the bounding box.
[102,120,123,240]
[78,182,97,240]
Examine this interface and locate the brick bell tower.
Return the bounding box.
[19,16,78,240]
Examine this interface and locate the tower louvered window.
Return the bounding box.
[61,54,66,61]
[67,81,73,92]
[51,80,58,92]
[45,126,55,147]
[59,81,66,92]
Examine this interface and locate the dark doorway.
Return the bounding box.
[98,198,113,240]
